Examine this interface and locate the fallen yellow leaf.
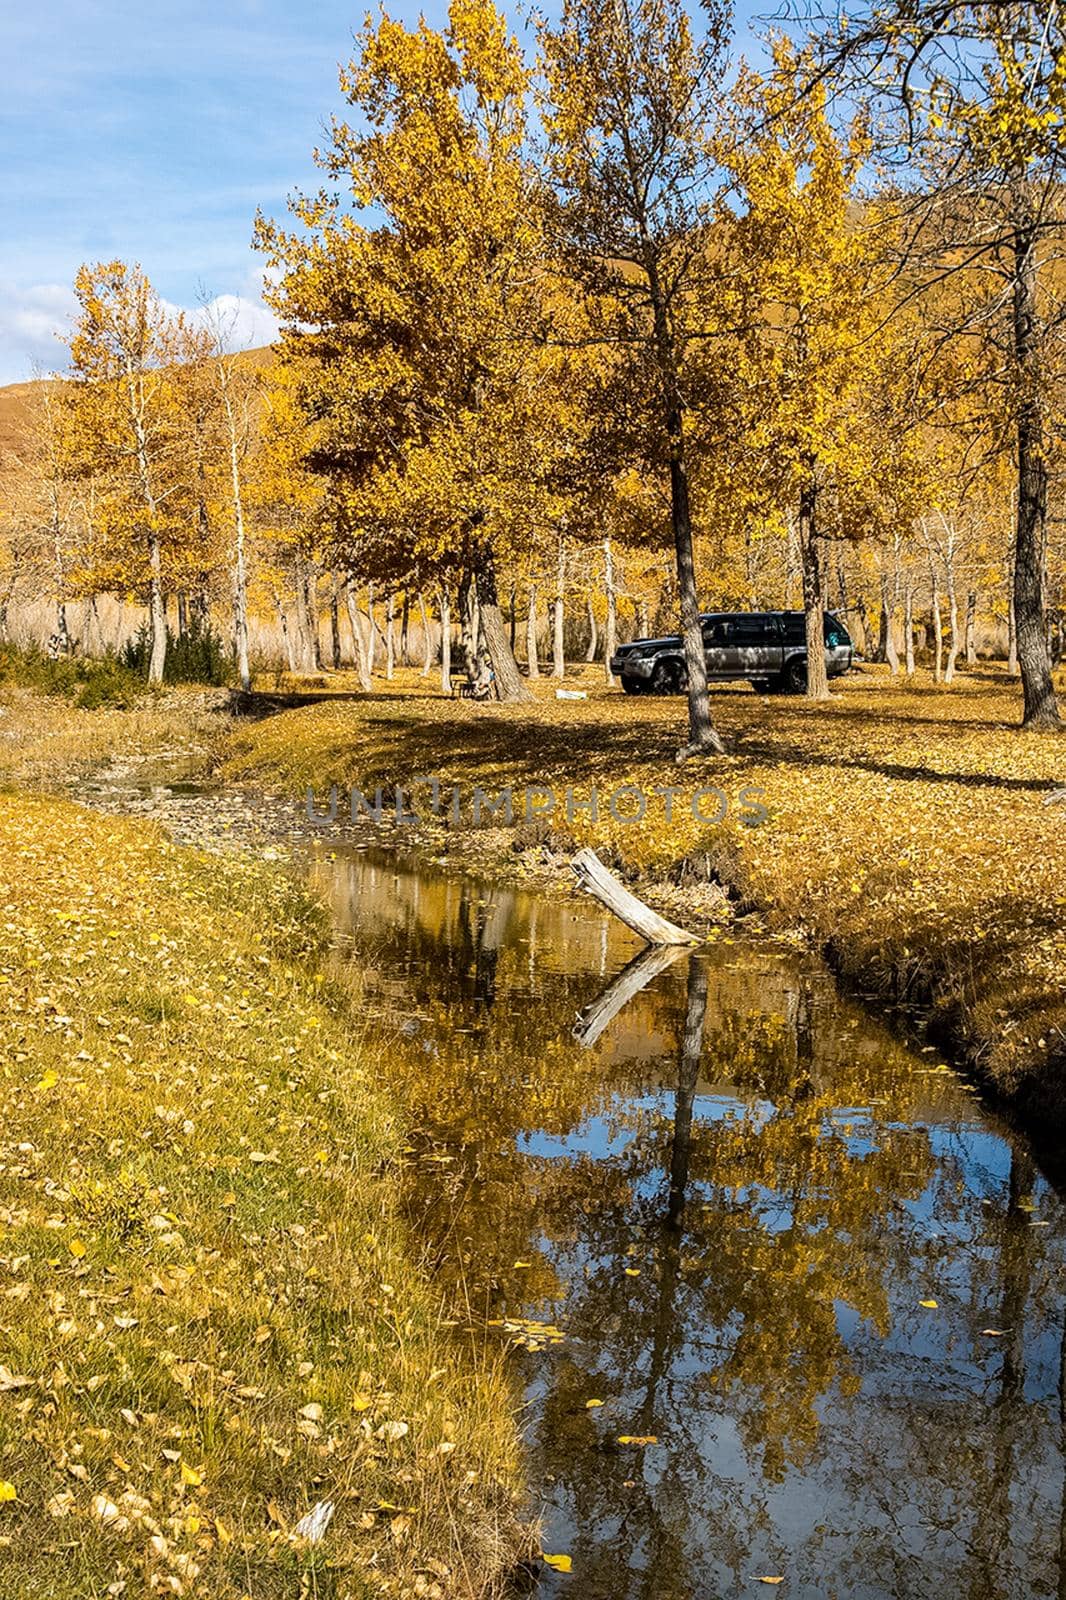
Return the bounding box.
[0,1482,16,1503]
[919,1299,939,1309]
[179,1461,202,1487]
[542,1553,572,1573]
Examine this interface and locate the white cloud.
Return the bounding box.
[0,282,77,380]
[167,291,281,353]
[0,282,280,386]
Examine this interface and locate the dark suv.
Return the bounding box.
[609,611,853,695]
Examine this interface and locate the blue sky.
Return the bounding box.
[0,0,764,384]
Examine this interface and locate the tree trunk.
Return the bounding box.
[662,386,721,753]
[292,560,317,672]
[400,591,410,667]
[875,574,891,665]
[526,585,540,679]
[638,599,649,639]
[880,573,899,673]
[473,539,529,702]
[438,588,452,695]
[799,470,829,701]
[459,569,477,679]
[931,569,944,684]
[1011,178,1061,728]
[273,588,296,672]
[945,564,960,685]
[226,407,251,692]
[82,595,102,657]
[343,585,372,691]
[904,584,915,675]
[965,590,977,666]
[147,529,167,685]
[366,584,377,675]
[604,536,617,684]
[330,576,342,671]
[385,593,395,681]
[509,583,517,653]
[418,590,433,677]
[553,542,566,678]
[571,848,698,945]
[585,595,598,662]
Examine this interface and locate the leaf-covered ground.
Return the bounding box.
[223,664,1066,1120]
[0,794,522,1598]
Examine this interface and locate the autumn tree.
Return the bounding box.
[200,309,263,692]
[257,0,569,703]
[726,48,891,699]
[797,0,1066,729]
[67,262,209,684]
[539,0,732,754]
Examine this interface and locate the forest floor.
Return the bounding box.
[218,661,1066,1130]
[0,693,527,1598]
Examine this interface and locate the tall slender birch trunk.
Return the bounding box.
[343,584,372,691]
[526,585,540,679]
[604,537,618,684]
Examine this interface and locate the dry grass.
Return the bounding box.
[224,662,1066,1118]
[0,685,227,792]
[0,793,524,1598]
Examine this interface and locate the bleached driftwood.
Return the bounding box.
[573,943,686,1047]
[570,847,700,947]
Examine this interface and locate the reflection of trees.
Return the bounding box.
[323,851,1066,1600]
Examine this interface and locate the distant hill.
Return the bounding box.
[0,346,276,489]
[0,379,42,472]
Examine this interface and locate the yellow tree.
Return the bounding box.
[540,0,733,754]
[257,0,564,703]
[728,48,885,698]
[68,262,209,684]
[803,0,1066,727]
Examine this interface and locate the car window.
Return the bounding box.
[729,616,777,645]
[702,620,729,646]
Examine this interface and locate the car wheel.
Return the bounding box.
[785,657,808,693]
[649,660,673,694]
[751,679,770,694]
[620,677,644,695]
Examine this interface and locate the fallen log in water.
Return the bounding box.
[570,847,700,947]
[573,943,686,1047]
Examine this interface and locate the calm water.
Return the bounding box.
[315,845,1066,1600]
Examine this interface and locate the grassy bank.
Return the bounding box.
[223,665,1066,1124]
[0,793,523,1598]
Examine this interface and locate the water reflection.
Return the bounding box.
[316,846,1066,1600]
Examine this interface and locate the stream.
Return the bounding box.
[313,842,1066,1600]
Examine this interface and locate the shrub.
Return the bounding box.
[122,616,235,686]
[0,643,144,707]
